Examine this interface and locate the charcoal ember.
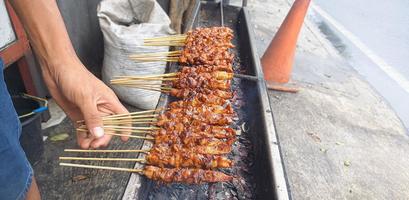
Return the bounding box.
[238,149,248,158]
[233,99,244,108]
[232,178,247,200]
[207,183,217,200]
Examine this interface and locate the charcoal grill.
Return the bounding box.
[122,2,290,199]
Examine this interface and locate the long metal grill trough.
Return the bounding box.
[123,2,289,200]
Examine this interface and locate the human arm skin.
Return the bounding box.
[9,0,130,148]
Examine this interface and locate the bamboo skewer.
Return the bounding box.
[100,114,158,121]
[117,86,171,93]
[103,126,159,130]
[129,50,181,58]
[103,109,160,118]
[60,163,143,173]
[76,109,159,124]
[76,110,162,135]
[114,72,178,79]
[76,126,172,138]
[144,35,186,41]
[143,43,185,46]
[129,51,181,63]
[101,128,151,133]
[101,121,157,125]
[76,128,153,135]
[112,83,171,88]
[130,58,179,63]
[60,156,146,162]
[64,149,149,153]
[104,132,154,139]
[144,34,186,40]
[102,118,158,122]
[77,125,158,130]
[111,78,177,83]
[143,35,187,46]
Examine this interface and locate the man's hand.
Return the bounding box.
[10,0,130,149]
[41,59,129,149]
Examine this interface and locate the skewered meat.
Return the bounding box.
[143,165,233,184]
[165,66,232,92]
[184,27,234,49]
[152,133,235,148]
[157,109,233,126]
[189,92,229,106]
[173,76,231,91]
[190,64,233,73]
[170,88,233,99]
[165,92,229,106]
[153,142,233,155]
[146,151,232,169]
[178,66,234,79]
[179,27,235,65]
[168,101,234,114]
[154,126,236,139]
[179,47,234,66]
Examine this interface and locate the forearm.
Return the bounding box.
[9,0,129,148]
[9,0,84,75]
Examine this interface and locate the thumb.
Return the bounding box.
[80,103,104,138]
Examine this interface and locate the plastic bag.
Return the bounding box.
[97,0,174,109]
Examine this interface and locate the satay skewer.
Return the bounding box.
[64,149,149,153]
[60,157,146,162]
[77,130,154,139]
[112,72,233,84]
[142,27,234,47]
[60,163,143,173]
[60,163,233,183]
[129,50,182,57]
[76,109,161,124]
[59,153,233,169]
[113,72,178,79]
[64,144,232,155]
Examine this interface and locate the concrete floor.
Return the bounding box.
[35,0,409,199]
[244,0,409,199]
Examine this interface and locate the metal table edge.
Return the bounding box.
[242,7,291,200]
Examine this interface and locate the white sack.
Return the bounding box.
[97,0,174,109]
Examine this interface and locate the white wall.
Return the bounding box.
[0,0,16,50]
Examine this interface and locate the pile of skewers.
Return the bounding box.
[130,27,234,65]
[60,27,238,184]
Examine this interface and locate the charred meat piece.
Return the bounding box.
[179,27,235,65]
[154,125,236,139]
[169,88,233,99]
[143,165,233,184]
[167,102,234,115]
[145,151,233,169]
[152,143,233,155]
[189,64,233,73]
[156,110,234,126]
[179,48,234,66]
[152,133,235,148]
[179,66,234,79]
[184,27,234,48]
[165,66,232,93]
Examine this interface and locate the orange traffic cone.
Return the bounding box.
[261,0,311,83]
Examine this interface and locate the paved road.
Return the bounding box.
[311,0,409,131]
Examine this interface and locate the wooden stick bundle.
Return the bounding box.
[60,156,146,162]
[143,35,187,46]
[64,149,149,153]
[129,50,181,62]
[60,163,143,173]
